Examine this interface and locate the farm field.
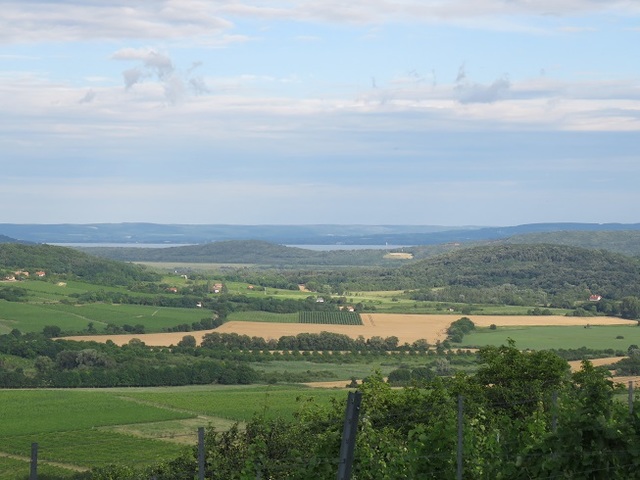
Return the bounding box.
[227,311,299,323]
[63,314,631,347]
[0,300,208,334]
[0,385,344,478]
[461,323,640,351]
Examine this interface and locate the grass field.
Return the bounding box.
[461,324,640,351]
[227,311,299,323]
[0,384,345,477]
[0,300,208,334]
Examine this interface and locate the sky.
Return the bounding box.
[1,1,639,226]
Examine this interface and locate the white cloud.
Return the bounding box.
[1,1,637,46]
[0,1,233,44]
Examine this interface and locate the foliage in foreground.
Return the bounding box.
[85,343,640,479]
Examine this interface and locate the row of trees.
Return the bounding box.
[199,331,424,352]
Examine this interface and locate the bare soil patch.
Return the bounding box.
[384,252,413,260]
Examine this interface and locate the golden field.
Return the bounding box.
[64,314,630,347]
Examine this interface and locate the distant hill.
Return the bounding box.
[0,234,29,244]
[78,240,410,267]
[0,243,159,286]
[502,230,640,257]
[398,243,640,298]
[2,222,640,245]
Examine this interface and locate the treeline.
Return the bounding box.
[200,331,421,352]
[85,343,640,479]
[0,331,257,388]
[0,243,159,286]
[69,290,358,316]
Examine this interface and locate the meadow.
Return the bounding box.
[0,384,344,478]
[461,324,640,351]
[0,300,208,334]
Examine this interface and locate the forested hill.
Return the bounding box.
[0,244,159,286]
[299,244,640,299]
[78,240,409,266]
[398,244,640,298]
[502,230,640,257]
[0,234,28,244]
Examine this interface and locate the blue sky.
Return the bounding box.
[1,1,639,226]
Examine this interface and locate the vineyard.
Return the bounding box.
[298,311,363,325]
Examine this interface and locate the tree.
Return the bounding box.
[475,340,570,418]
[42,325,62,338]
[177,335,197,348]
[621,296,640,319]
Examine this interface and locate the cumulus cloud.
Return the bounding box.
[454,64,511,104]
[78,89,96,104]
[112,48,209,103]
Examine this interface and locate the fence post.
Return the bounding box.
[198,427,205,480]
[630,381,634,415]
[30,442,38,480]
[336,390,362,480]
[457,395,463,480]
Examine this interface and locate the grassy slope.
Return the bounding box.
[0,385,344,473]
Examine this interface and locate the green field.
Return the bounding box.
[227,311,299,323]
[0,385,346,477]
[121,384,346,422]
[0,455,78,480]
[0,300,208,334]
[460,324,640,351]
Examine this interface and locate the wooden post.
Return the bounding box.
[336,391,362,480]
[30,442,38,480]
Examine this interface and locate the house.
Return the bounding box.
[316,297,325,303]
[3,275,16,281]
[14,270,29,277]
[166,287,178,293]
[210,283,223,293]
[589,295,602,302]
[35,271,46,277]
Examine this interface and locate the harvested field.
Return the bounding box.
[64,314,630,347]
[568,357,622,371]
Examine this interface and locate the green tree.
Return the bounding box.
[621,296,640,319]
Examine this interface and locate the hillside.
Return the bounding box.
[292,244,640,301]
[399,243,640,298]
[77,240,411,266]
[0,243,159,286]
[503,230,640,257]
[0,234,28,244]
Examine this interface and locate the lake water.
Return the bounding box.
[51,243,407,251]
